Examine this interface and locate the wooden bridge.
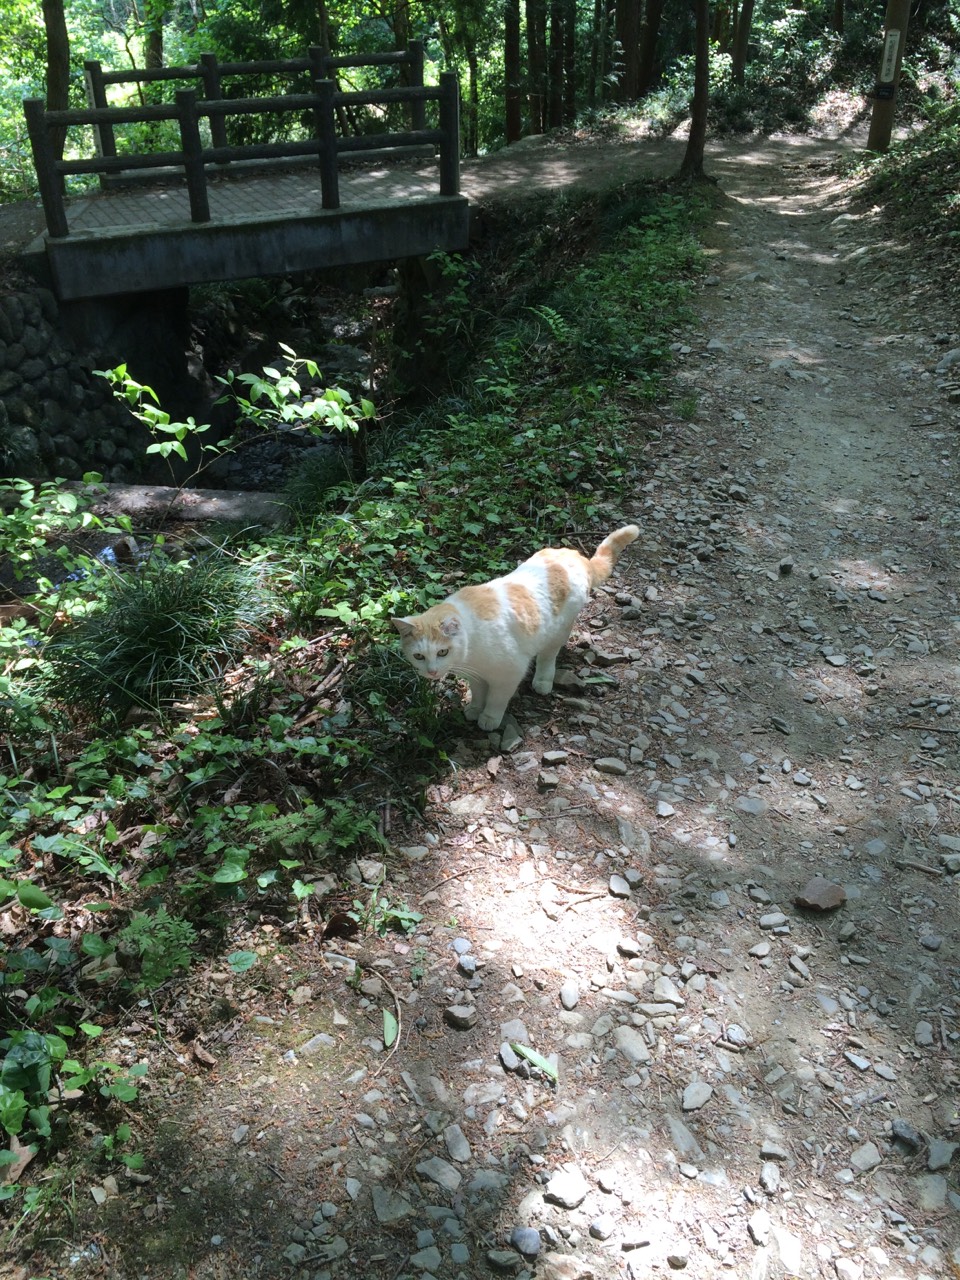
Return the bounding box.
[22,43,469,302]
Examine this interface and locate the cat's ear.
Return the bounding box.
[440,616,461,638]
[391,617,416,638]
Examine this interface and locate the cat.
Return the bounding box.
[392,524,639,731]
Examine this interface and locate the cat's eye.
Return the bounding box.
[437,648,449,658]
[413,653,424,661]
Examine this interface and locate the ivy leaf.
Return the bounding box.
[227,951,257,974]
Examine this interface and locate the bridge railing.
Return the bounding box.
[23,57,460,240]
[81,42,429,164]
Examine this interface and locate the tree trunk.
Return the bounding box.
[562,0,576,122]
[637,0,664,96]
[547,0,564,128]
[731,0,755,84]
[832,0,844,34]
[526,0,547,132]
[614,0,641,99]
[461,49,479,155]
[42,0,70,161]
[678,0,710,180]
[588,0,602,104]
[505,0,523,140]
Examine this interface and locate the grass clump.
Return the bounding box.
[44,553,272,718]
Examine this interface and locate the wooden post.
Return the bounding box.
[84,59,116,190]
[176,88,210,222]
[315,79,340,209]
[23,98,69,238]
[438,72,461,196]
[866,0,912,153]
[408,40,426,131]
[199,53,229,151]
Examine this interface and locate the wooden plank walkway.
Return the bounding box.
[60,158,446,237]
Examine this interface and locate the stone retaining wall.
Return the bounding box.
[0,287,147,482]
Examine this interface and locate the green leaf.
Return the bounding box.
[510,1042,558,1082]
[16,883,53,911]
[80,1023,103,1038]
[211,863,247,884]
[382,1009,398,1049]
[226,950,257,974]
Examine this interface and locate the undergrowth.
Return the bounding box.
[0,178,708,1220]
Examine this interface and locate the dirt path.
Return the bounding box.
[16,133,960,1280]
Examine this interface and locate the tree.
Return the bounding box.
[613,0,641,99]
[505,0,523,140]
[42,0,70,160]
[637,0,664,96]
[730,0,754,85]
[526,0,547,132]
[678,0,710,179]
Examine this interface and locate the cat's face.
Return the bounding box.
[392,611,463,681]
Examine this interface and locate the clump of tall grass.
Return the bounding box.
[44,553,272,718]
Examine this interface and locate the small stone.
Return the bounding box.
[920,932,943,952]
[748,1208,771,1246]
[444,1003,478,1030]
[510,1226,541,1258]
[487,1248,523,1273]
[682,1081,712,1111]
[544,1164,590,1209]
[443,1123,472,1163]
[927,1139,958,1171]
[850,1141,882,1173]
[795,876,846,911]
[914,1020,935,1046]
[560,980,579,1010]
[758,912,787,930]
[609,874,632,898]
[589,1213,616,1240]
[371,1186,414,1223]
[735,794,769,816]
[416,1156,462,1192]
[759,1161,781,1195]
[844,1052,871,1071]
[613,1025,651,1065]
[595,756,628,775]
[500,1041,521,1071]
[891,1118,923,1151]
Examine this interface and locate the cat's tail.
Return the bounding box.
[588,524,640,587]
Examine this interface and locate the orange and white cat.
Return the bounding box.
[392,525,639,730]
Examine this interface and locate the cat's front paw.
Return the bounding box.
[463,702,482,722]
[531,677,554,695]
[477,711,503,731]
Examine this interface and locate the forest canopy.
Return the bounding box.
[2,0,959,198]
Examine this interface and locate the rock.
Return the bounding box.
[589,1213,616,1240]
[416,1156,462,1192]
[443,1122,472,1163]
[560,980,580,1010]
[795,876,846,911]
[613,1025,651,1065]
[681,1081,712,1111]
[444,1003,478,1030]
[544,1164,590,1209]
[850,1141,882,1173]
[735,795,769,816]
[835,1258,863,1280]
[510,1226,541,1258]
[748,1208,771,1245]
[371,1186,414,1223]
[487,1248,524,1273]
[609,874,632,898]
[927,1139,958,1171]
[759,1161,781,1194]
